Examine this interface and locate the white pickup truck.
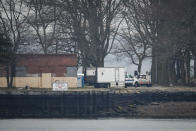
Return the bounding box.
[125,74,152,88]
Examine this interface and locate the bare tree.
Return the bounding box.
[0,0,30,88]
[61,0,123,68]
[52,4,76,54]
[150,0,196,86]
[116,0,154,74]
[25,0,59,54]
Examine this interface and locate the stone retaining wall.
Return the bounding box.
[0,90,196,118]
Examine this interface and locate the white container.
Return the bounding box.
[85,67,125,88]
[86,68,96,76]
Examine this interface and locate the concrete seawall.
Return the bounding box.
[0,88,196,118]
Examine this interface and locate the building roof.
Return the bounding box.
[16,54,77,67]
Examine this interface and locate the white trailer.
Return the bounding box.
[85,67,125,88]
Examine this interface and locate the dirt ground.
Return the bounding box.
[66,86,196,93]
[59,86,196,94]
[135,102,196,118]
[0,86,196,94]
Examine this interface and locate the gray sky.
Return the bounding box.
[77,55,151,75]
[104,54,152,75]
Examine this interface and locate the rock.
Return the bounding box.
[151,102,160,105]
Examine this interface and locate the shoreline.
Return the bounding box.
[0,87,196,119]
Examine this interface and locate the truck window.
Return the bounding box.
[129,75,133,78]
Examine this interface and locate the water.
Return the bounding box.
[0,119,196,131]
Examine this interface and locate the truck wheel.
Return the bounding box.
[135,82,140,87]
[146,84,152,87]
[94,84,99,88]
[100,83,109,88]
[104,84,108,88]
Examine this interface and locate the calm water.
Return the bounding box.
[0,119,196,131]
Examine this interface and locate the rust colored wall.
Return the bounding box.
[0,65,6,76]
[0,54,77,77]
[16,54,77,67]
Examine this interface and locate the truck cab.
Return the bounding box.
[125,74,152,88]
[137,74,152,87]
[125,74,139,88]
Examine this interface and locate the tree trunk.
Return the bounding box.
[162,60,169,86]
[155,58,170,86]
[138,59,142,74]
[6,63,10,88]
[176,59,181,81]
[151,45,158,84]
[10,61,16,88]
[55,42,58,54]
[44,47,48,54]
[168,59,176,86]
[97,57,104,67]
[180,60,186,84]
[185,52,190,85]
[194,57,196,79]
[6,59,16,88]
